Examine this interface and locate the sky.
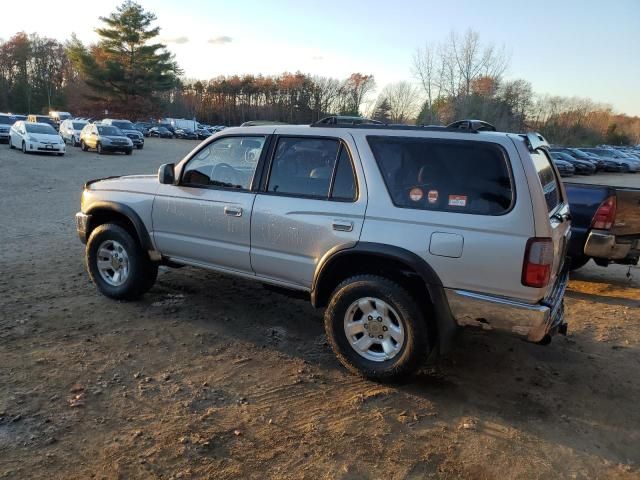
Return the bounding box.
[3,0,640,115]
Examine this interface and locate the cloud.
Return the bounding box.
[162,36,189,44]
[208,36,233,45]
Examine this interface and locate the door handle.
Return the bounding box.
[332,220,353,232]
[224,206,243,217]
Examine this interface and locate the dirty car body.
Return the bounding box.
[76,122,571,381]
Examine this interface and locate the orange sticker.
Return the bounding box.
[428,190,439,204]
[448,195,467,207]
[409,187,423,202]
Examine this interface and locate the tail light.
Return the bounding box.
[522,238,554,288]
[591,196,616,230]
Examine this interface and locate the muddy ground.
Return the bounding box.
[0,139,638,479]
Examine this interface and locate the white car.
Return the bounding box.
[59,119,88,146]
[9,121,66,155]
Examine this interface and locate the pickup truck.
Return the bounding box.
[565,183,640,269]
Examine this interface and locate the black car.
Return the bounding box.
[174,128,198,140]
[134,122,151,137]
[576,150,623,172]
[148,126,174,138]
[196,128,212,140]
[551,147,601,170]
[552,159,575,177]
[550,151,596,175]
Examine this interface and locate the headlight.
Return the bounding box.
[101,138,111,145]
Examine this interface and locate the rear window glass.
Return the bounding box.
[531,150,561,213]
[367,136,513,215]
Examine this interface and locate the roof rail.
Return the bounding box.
[312,115,383,126]
[446,119,496,131]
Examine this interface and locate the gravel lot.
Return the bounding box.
[0,138,638,479]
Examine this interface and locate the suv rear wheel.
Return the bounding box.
[86,223,158,300]
[324,275,429,382]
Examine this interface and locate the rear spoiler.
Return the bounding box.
[521,132,549,152]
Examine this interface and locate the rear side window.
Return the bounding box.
[267,137,357,201]
[368,136,513,215]
[531,149,561,213]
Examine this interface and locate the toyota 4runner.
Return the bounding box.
[76,120,571,381]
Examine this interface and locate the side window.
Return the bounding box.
[531,149,562,213]
[368,136,514,215]
[181,136,265,190]
[330,146,357,201]
[267,137,340,198]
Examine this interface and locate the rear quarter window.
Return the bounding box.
[367,136,514,215]
[530,149,562,213]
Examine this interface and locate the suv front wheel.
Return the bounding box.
[324,275,430,382]
[86,223,158,300]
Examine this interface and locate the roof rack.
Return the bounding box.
[446,119,496,131]
[310,116,497,133]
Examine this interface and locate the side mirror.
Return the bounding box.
[158,163,175,184]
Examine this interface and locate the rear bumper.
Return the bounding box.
[584,230,632,260]
[445,270,568,343]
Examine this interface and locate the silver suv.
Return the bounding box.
[75,121,571,381]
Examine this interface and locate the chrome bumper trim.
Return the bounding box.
[584,230,631,259]
[75,212,91,243]
[446,271,568,343]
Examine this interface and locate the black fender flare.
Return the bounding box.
[311,242,458,352]
[85,201,154,252]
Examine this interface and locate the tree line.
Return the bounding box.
[0,1,638,146]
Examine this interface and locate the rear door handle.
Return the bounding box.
[224,206,243,217]
[332,220,353,232]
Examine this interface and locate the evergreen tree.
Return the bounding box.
[68,1,180,110]
[372,98,391,123]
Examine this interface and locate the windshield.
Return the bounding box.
[0,116,13,125]
[72,122,87,130]
[111,121,134,129]
[25,123,57,134]
[97,126,123,136]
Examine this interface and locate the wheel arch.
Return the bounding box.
[312,242,458,352]
[85,201,154,252]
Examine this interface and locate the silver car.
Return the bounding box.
[59,119,88,146]
[75,121,571,381]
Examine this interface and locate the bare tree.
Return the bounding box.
[379,81,422,124]
[412,43,437,123]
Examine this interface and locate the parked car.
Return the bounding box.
[553,159,575,177]
[100,119,145,149]
[174,128,198,140]
[574,149,624,172]
[0,113,16,143]
[59,119,88,146]
[75,120,570,381]
[9,121,65,155]
[565,183,640,270]
[582,148,638,172]
[196,128,212,140]
[79,123,133,155]
[133,122,151,137]
[559,147,603,170]
[26,114,58,129]
[148,126,174,138]
[49,111,72,125]
[549,151,595,175]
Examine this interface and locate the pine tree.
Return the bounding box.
[68,1,180,109]
[373,98,392,123]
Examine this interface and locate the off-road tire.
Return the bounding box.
[86,223,158,300]
[136,144,143,150]
[126,149,133,155]
[324,275,430,382]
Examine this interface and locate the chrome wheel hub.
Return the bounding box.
[344,297,405,362]
[96,240,130,286]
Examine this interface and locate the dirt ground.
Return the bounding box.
[0,139,639,479]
